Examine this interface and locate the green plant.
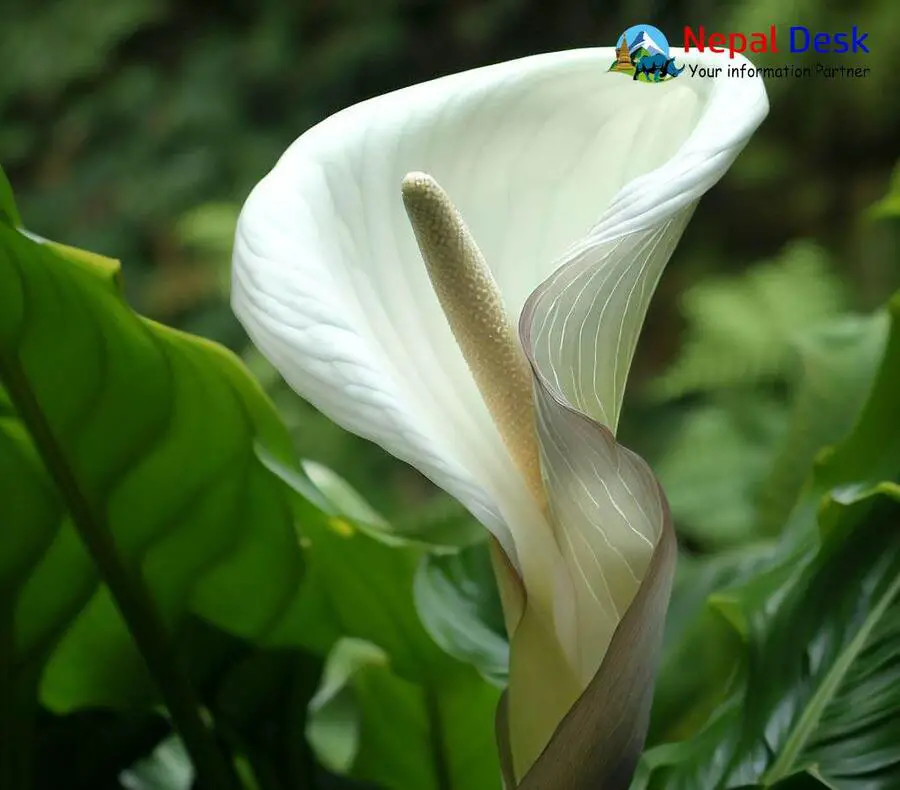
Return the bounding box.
[0,170,501,789]
[2,117,900,789]
[636,294,900,788]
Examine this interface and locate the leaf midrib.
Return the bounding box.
[763,570,900,784]
[0,236,243,789]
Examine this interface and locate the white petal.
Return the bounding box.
[231,48,766,572]
[507,50,766,776]
[531,381,666,683]
[525,52,768,432]
[519,49,766,668]
[526,208,694,433]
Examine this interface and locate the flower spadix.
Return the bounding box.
[232,48,767,788]
[400,172,544,507]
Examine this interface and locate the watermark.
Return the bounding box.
[610,23,872,81]
[684,25,870,58]
[691,63,871,80]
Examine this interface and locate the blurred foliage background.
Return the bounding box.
[3,0,900,787]
[4,0,899,525]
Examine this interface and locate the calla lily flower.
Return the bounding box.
[232,47,767,788]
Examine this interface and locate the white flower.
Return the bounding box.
[231,47,767,786]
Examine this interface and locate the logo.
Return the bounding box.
[683,25,869,58]
[609,24,684,82]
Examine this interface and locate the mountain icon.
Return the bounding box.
[628,29,667,57]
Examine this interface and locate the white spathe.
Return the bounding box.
[232,47,768,781]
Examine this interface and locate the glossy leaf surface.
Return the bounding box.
[0,205,306,711]
[634,295,900,789]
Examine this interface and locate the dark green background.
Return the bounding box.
[4,0,898,520]
[3,1,899,788]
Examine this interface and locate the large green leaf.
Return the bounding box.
[636,485,900,789]
[757,311,888,535]
[817,292,900,490]
[650,307,891,744]
[0,218,307,712]
[2,189,465,787]
[263,455,503,790]
[414,544,508,686]
[635,294,900,789]
[308,638,500,790]
[0,168,20,227]
[647,544,775,747]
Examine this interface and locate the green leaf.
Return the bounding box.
[817,292,900,490]
[648,545,776,746]
[307,639,376,775]
[414,544,508,685]
[302,460,392,530]
[262,455,503,789]
[656,309,888,550]
[0,223,306,712]
[293,454,485,550]
[703,772,834,790]
[637,486,900,789]
[262,451,487,679]
[868,161,900,220]
[654,395,788,548]
[0,167,21,227]
[758,312,888,535]
[636,295,900,789]
[308,638,502,790]
[652,243,846,400]
[119,736,194,790]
